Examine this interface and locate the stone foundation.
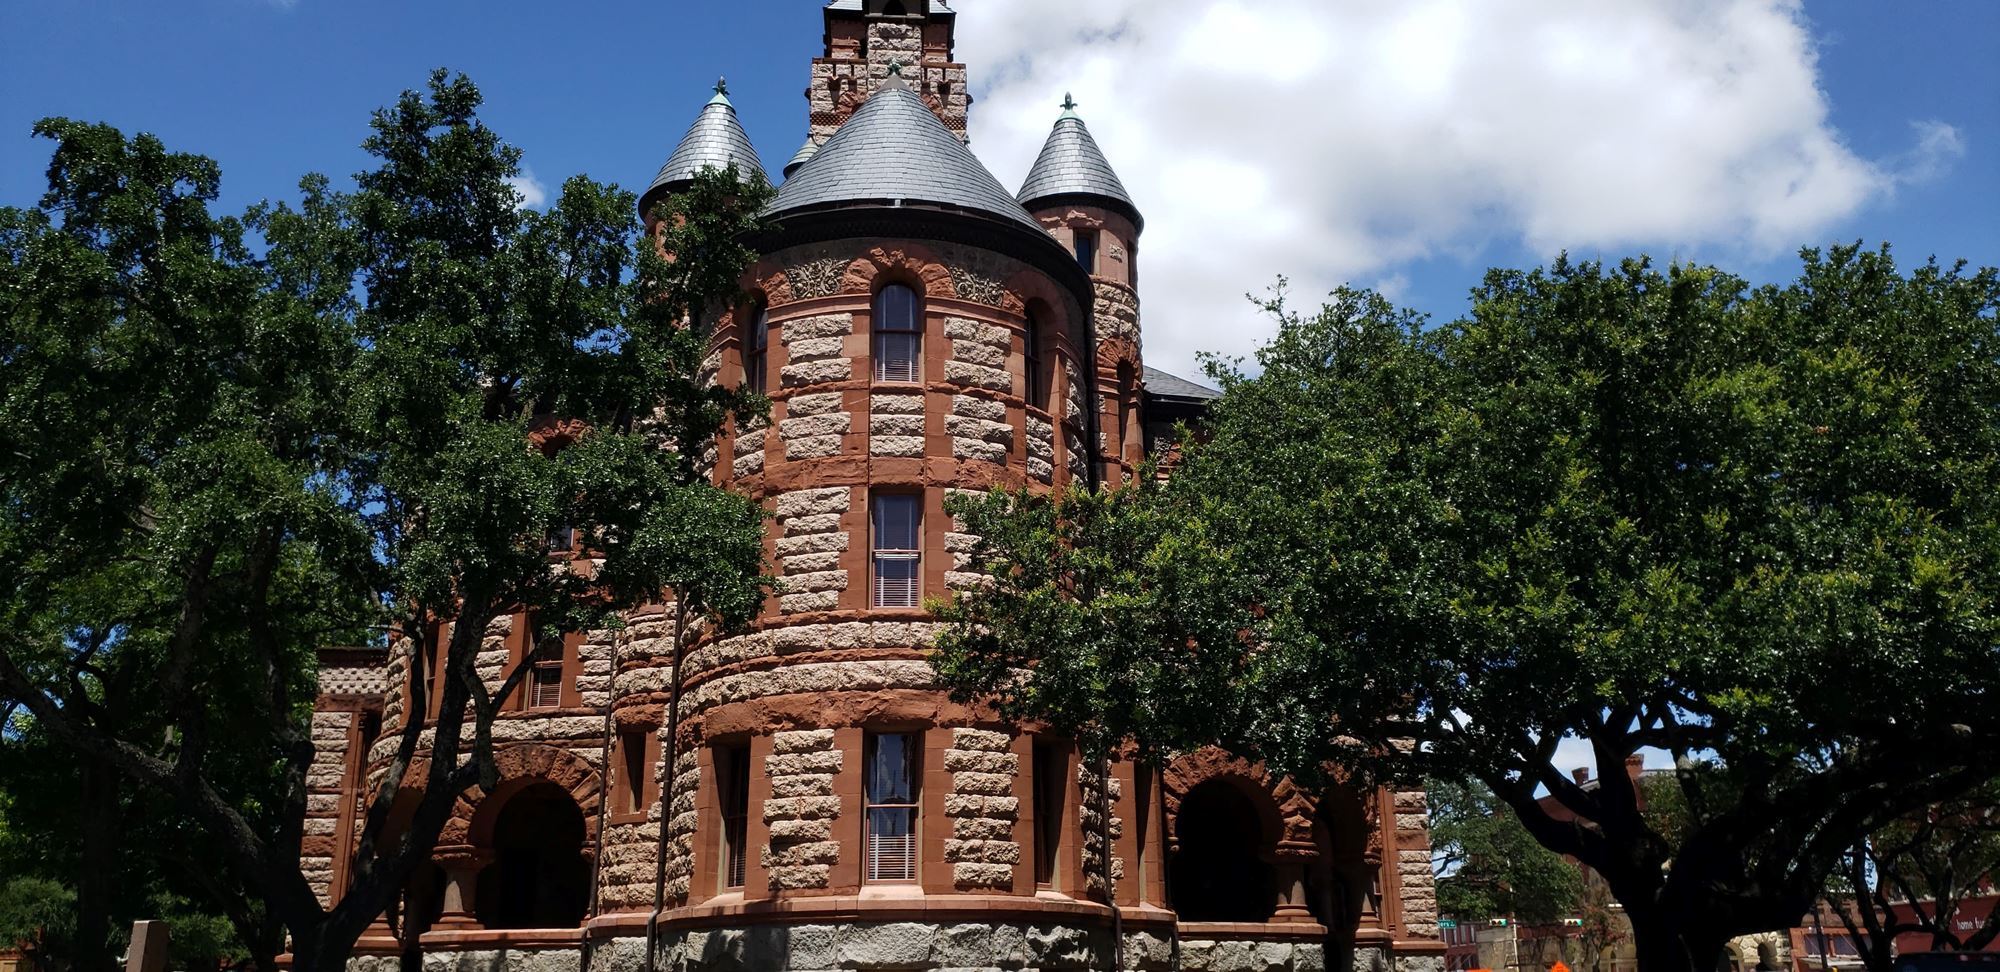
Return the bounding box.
[350,926,1347,972]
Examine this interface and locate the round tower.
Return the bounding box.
[597,70,1144,968]
[1017,96,1147,483]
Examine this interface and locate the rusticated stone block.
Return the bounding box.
[871,414,926,437]
[772,729,835,754]
[871,393,926,414]
[782,359,853,388]
[787,392,845,417]
[952,861,1015,889]
[944,794,1018,819]
[945,360,1010,391]
[943,749,1017,774]
[783,313,853,341]
[872,435,925,458]
[776,487,850,519]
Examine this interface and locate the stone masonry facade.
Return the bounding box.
[300,3,1440,971]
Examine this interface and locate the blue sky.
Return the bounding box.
[4,0,1996,383]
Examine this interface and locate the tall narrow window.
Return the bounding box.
[874,284,921,383]
[716,744,751,889]
[621,730,649,815]
[1074,231,1098,274]
[1024,311,1046,410]
[744,305,770,395]
[871,493,921,609]
[865,733,919,882]
[529,631,564,710]
[1033,742,1066,887]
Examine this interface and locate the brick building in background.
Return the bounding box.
[301,3,1443,970]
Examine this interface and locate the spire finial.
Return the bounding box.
[715,76,729,97]
[1062,92,1078,112]
[888,59,905,78]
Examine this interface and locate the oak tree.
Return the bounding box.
[936,248,2000,972]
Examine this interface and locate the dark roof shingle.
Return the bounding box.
[642,87,767,213]
[769,78,1041,233]
[1144,366,1220,402]
[1018,107,1141,229]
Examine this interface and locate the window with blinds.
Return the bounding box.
[865,732,919,882]
[530,662,563,709]
[717,744,751,889]
[872,493,921,609]
[873,284,921,384]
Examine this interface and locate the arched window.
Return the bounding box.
[1024,310,1047,410]
[744,303,770,395]
[874,284,922,384]
[1169,780,1277,922]
[882,0,910,15]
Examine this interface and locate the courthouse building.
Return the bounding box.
[304,3,1443,970]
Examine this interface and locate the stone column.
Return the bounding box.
[431,846,492,931]
[1273,854,1315,923]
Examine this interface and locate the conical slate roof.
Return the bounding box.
[641,81,767,216]
[769,76,1041,233]
[782,139,819,180]
[1017,98,1142,230]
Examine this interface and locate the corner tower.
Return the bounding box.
[1020,97,1148,483]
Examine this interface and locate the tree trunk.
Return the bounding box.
[1629,907,1726,972]
[74,758,119,972]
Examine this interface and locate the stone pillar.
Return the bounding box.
[1273,856,1315,923]
[125,921,169,972]
[431,846,492,931]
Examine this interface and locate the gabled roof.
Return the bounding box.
[1018,99,1142,230]
[640,81,767,218]
[769,75,1041,233]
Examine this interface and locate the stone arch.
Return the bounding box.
[439,743,604,848]
[841,244,955,300]
[1004,269,1075,344]
[1162,748,1313,852]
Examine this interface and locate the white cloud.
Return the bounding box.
[1891,120,1967,187]
[954,0,1913,376]
[506,169,550,210]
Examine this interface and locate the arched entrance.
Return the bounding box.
[473,782,590,929]
[1170,779,1278,922]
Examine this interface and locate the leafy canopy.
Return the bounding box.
[936,246,2000,970]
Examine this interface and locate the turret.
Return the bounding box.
[1019,96,1147,479]
[1018,94,1143,288]
[639,79,767,230]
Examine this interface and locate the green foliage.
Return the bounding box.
[1,70,776,972]
[0,879,74,958]
[934,248,2000,970]
[1430,777,1583,925]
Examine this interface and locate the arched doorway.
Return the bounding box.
[1170,780,1277,922]
[473,782,590,929]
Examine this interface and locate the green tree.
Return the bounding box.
[1430,777,1584,925]
[935,248,2000,972]
[0,72,774,972]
